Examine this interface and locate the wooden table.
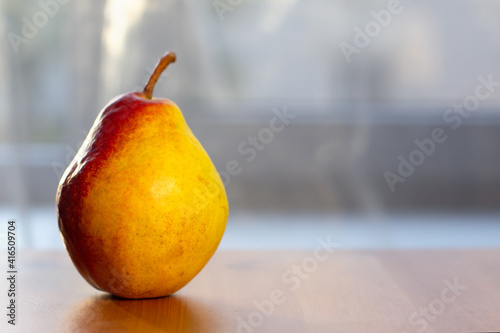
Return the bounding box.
[4,250,500,332]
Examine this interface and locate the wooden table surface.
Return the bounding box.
[4,249,500,333]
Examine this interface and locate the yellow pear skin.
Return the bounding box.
[56,52,228,299]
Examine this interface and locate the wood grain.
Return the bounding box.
[3,250,500,333]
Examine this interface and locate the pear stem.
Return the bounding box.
[143,52,176,99]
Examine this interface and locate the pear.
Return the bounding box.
[56,52,228,299]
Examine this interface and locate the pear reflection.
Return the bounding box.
[65,294,222,333]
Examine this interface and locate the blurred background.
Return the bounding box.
[1,0,500,249]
